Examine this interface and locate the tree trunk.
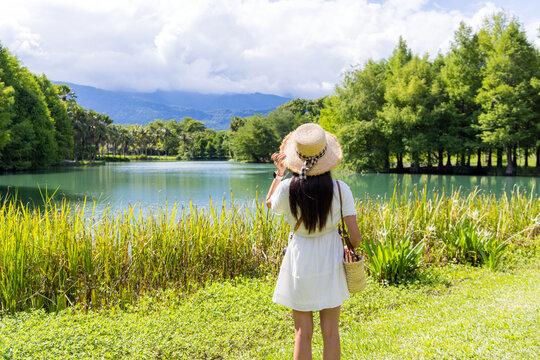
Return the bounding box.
[497,148,503,167]
[467,154,471,167]
[396,153,403,171]
[446,152,452,168]
[427,152,432,168]
[73,141,78,162]
[505,147,515,176]
[536,146,539,168]
[513,145,518,166]
[411,152,419,172]
[487,149,492,168]
[477,148,482,168]
[524,147,529,167]
[438,149,444,170]
[461,152,466,166]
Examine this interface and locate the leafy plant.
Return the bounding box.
[439,222,509,269]
[362,233,424,284]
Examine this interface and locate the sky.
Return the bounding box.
[0,0,539,98]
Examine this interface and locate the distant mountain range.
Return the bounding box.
[53,82,292,130]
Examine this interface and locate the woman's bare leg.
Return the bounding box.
[320,306,341,360]
[293,310,314,360]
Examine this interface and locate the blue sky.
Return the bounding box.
[0,0,538,98]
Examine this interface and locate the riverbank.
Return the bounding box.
[1,249,538,359]
[383,165,540,177]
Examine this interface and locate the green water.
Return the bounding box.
[0,161,538,215]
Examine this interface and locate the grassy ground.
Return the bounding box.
[1,249,538,359]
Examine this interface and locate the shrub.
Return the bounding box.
[362,233,424,284]
[439,222,509,269]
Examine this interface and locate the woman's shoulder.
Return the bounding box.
[333,179,354,198]
[280,178,292,187]
[333,179,351,189]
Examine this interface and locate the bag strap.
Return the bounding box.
[337,181,359,258]
[293,216,303,233]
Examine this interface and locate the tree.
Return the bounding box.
[320,59,386,133]
[36,75,74,161]
[440,23,484,169]
[177,117,206,159]
[0,73,14,153]
[319,59,387,171]
[477,14,539,175]
[379,53,435,171]
[232,115,279,161]
[0,44,57,169]
[277,97,326,122]
[70,105,89,161]
[229,116,246,132]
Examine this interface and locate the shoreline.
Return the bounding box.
[1,159,539,178]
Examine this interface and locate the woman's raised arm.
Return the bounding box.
[265,153,287,208]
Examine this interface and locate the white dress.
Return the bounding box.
[270,178,357,311]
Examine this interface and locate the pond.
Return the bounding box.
[0,161,538,215]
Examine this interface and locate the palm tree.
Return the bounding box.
[69,105,89,161]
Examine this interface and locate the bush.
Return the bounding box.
[362,233,424,284]
[439,222,509,269]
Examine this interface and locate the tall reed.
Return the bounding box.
[0,187,538,312]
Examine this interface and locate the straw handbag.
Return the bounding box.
[337,181,367,293]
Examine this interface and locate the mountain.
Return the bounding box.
[53,82,292,130]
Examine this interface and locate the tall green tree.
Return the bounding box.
[476,14,539,175]
[36,75,74,161]
[232,115,279,161]
[440,23,484,168]
[0,44,57,169]
[377,38,415,170]
[380,53,435,171]
[319,59,387,170]
[0,73,14,153]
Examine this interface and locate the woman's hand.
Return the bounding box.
[344,246,354,263]
[266,153,287,208]
[271,153,287,176]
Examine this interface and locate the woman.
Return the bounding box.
[265,123,362,360]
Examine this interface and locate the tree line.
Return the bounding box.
[1,12,538,174]
[319,13,540,175]
[0,42,231,168]
[104,118,229,160]
[1,38,323,168]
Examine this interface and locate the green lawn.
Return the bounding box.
[1,250,539,359]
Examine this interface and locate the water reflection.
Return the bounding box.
[0,161,538,217]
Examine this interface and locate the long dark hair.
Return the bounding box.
[289,171,334,233]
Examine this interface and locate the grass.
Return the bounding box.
[1,187,538,312]
[0,249,538,359]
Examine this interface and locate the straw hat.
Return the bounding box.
[280,123,342,177]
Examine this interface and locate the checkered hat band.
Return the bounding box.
[296,145,327,180]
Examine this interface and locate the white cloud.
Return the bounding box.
[0,0,538,97]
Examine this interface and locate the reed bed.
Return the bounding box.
[357,187,539,265]
[1,187,538,312]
